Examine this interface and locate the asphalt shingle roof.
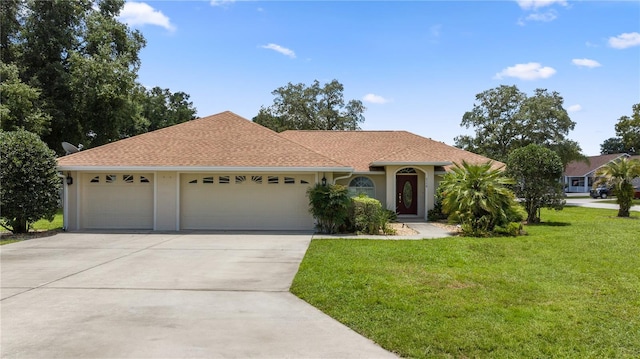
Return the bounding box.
[280,130,501,172]
[564,153,630,177]
[57,111,349,170]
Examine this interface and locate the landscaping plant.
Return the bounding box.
[439,160,525,236]
[594,157,640,217]
[506,144,565,223]
[306,183,351,233]
[0,130,60,233]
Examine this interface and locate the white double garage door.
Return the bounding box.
[81,173,314,230]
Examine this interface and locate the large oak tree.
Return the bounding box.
[253,79,365,132]
[455,85,584,166]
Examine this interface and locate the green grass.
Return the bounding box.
[291,207,640,358]
[0,209,63,245]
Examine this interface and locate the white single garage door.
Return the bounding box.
[180,174,314,230]
[81,173,154,229]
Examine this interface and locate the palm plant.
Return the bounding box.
[440,161,525,236]
[594,158,640,217]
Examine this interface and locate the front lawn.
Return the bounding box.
[291,207,640,358]
[0,209,63,245]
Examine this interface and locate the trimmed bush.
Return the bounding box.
[307,183,351,233]
[351,195,395,235]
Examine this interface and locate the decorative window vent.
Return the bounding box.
[268,176,279,184]
[189,179,197,184]
[236,175,246,184]
[106,175,116,183]
[203,177,214,184]
[251,175,262,184]
[219,176,230,184]
[300,179,309,184]
[90,176,100,183]
[284,177,295,184]
[140,176,150,183]
[123,175,134,183]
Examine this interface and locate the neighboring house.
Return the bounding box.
[564,153,632,193]
[57,111,499,231]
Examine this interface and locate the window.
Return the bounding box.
[219,176,229,184]
[189,179,197,184]
[235,175,246,184]
[398,168,417,174]
[348,177,375,198]
[123,175,134,183]
[90,176,100,183]
[203,176,214,184]
[300,179,309,184]
[284,177,295,184]
[140,176,150,183]
[251,175,262,184]
[106,175,116,183]
[268,176,279,184]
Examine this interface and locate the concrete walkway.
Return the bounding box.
[313,221,454,240]
[1,233,396,358]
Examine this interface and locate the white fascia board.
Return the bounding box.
[353,171,386,175]
[370,161,452,167]
[57,165,354,172]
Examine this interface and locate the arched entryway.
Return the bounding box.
[396,168,418,215]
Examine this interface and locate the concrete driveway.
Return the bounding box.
[1,232,396,358]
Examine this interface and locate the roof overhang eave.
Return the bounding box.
[370,161,452,167]
[57,165,354,172]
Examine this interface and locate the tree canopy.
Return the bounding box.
[253,79,365,132]
[600,103,640,155]
[1,130,61,233]
[455,85,584,166]
[0,0,197,153]
[506,144,565,223]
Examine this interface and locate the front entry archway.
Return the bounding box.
[396,174,418,215]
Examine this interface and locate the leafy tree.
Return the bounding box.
[594,158,640,217]
[506,144,565,223]
[254,79,365,132]
[140,86,197,132]
[600,137,629,155]
[0,63,52,136]
[13,0,146,151]
[0,130,61,233]
[0,0,22,65]
[614,103,640,155]
[439,161,525,237]
[455,85,582,166]
[307,183,351,233]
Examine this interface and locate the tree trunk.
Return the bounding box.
[12,218,28,234]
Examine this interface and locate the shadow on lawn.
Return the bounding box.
[527,221,571,227]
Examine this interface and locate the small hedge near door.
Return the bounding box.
[307,184,395,235]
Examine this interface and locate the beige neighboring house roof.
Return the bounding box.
[280,130,501,172]
[57,111,350,171]
[564,153,630,177]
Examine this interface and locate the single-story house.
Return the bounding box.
[564,153,639,193]
[57,111,499,231]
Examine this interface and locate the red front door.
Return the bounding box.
[396,175,418,215]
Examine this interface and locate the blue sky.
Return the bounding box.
[118,0,640,156]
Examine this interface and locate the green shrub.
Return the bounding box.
[352,195,383,234]
[307,183,351,233]
[427,185,447,221]
[0,130,60,233]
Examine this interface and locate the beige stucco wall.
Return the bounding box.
[155,171,178,230]
[335,174,387,206]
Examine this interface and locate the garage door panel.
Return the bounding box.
[82,174,154,229]
[180,174,313,230]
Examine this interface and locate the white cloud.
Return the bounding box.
[261,43,296,58]
[494,62,556,80]
[210,0,235,6]
[516,0,567,10]
[362,94,390,104]
[572,58,601,68]
[567,104,582,112]
[608,32,640,49]
[524,10,557,22]
[118,2,175,31]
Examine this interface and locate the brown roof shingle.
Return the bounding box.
[57,111,349,170]
[280,130,501,172]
